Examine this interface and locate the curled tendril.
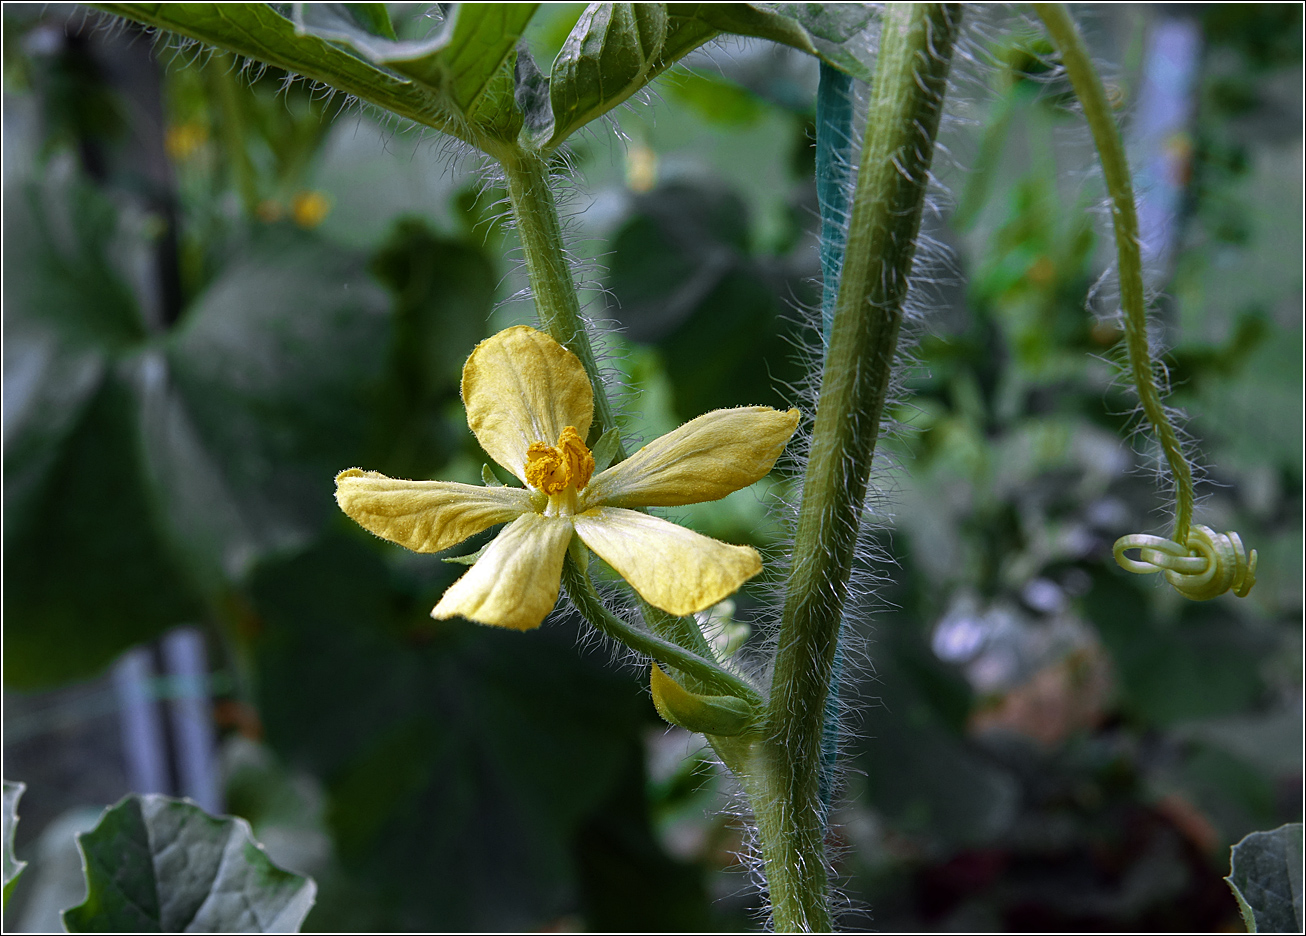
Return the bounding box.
[1114,525,1258,600]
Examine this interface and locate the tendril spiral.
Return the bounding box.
[1114,525,1257,600]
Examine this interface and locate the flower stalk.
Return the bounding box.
[560,555,762,705]
[500,147,727,661]
[761,5,961,929]
[500,149,625,456]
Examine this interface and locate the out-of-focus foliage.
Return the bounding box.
[3,4,1300,933]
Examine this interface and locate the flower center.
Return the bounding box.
[525,426,594,497]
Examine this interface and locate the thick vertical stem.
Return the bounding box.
[1034,3,1195,544]
[758,6,960,930]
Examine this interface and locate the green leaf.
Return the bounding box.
[1226,823,1305,934]
[91,4,513,150]
[343,3,396,40]
[3,781,25,908]
[650,665,756,736]
[146,230,392,590]
[547,3,669,147]
[590,427,623,473]
[442,543,489,566]
[63,794,316,933]
[295,3,539,143]
[245,535,664,929]
[753,2,877,81]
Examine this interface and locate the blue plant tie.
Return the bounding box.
[814,60,856,826]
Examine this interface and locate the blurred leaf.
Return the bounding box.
[1085,572,1271,726]
[368,219,496,479]
[4,171,395,686]
[1225,823,1304,934]
[3,781,25,908]
[146,229,392,589]
[63,794,316,933]
[667,70,767,126]
[3,174,203,688]
[606,181,814,419]
[3,372,204,688]
[245,535,679,929]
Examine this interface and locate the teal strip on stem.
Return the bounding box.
[814,60,856,824]
[816,61,855,344]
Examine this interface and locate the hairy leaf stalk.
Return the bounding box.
[500,150,624,454]
[1033,3,1195,544]
[560,557,762,704]
[759,5,961,930]
[500,150,723,664]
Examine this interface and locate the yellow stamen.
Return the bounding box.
[525,426,593,495]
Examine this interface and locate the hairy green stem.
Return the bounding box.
[500,149,624,453]
[560,555,762,705]
[500,148,720,663]
[759,6,961,930]
[1034,3,1195,544]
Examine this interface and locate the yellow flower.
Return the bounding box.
[290,190,332,229]
[336,326,799,631]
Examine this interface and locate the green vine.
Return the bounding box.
[1035,3,1256,600]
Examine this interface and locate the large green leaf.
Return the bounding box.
[63,794,316,933]
[3,781,25,908]
[544,2,872,148]
[95,2,873,155]
[3,175,204,688]
[3,171,394,687]
[144,230,391,590]
[1226,824,1305,934]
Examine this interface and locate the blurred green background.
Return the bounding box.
[3,4,1300,931]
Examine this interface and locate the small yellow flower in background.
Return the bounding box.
[336,326,799,631]
[290,190,332,228]
[164,122,208,161]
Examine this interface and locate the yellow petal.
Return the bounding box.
[462,326,594,484]
[432,512,573,630]
[335,468,531,553]
[582,406,799,509]
[573,507,761,616]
